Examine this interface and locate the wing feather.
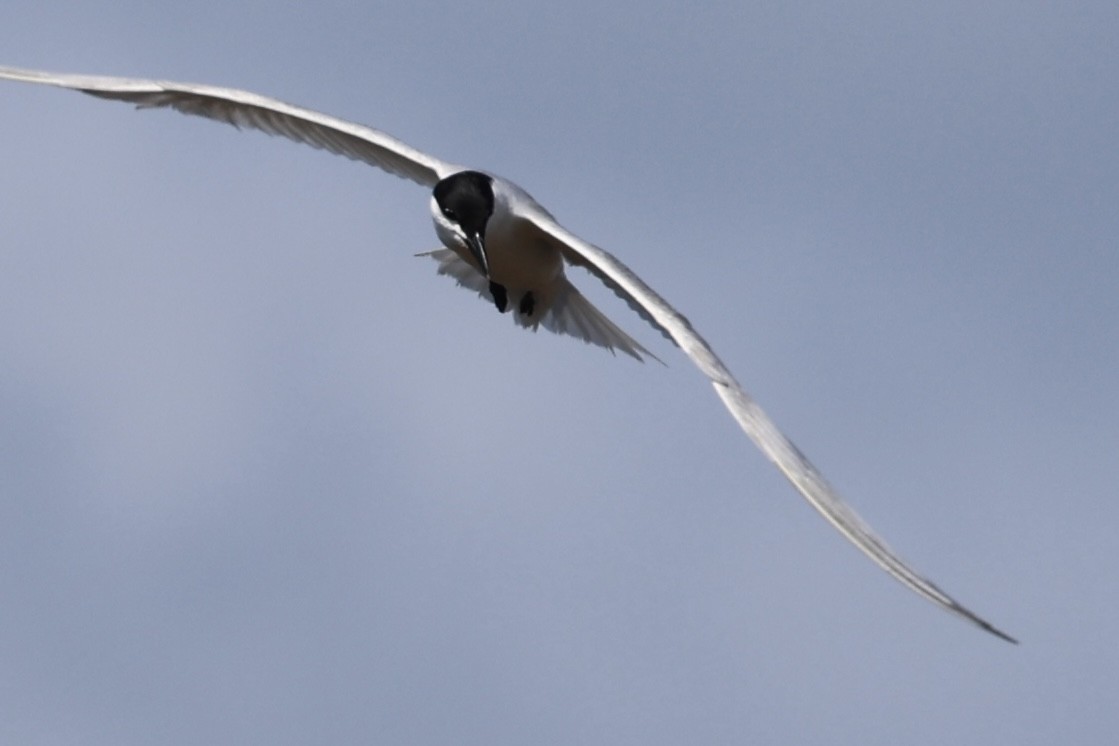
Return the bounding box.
[0,65,459,187]
[522,206,1017,644]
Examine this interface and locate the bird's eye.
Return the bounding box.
[441,207,457,220]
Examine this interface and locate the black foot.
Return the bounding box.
[489,282,508,313]
[518,291,536,317]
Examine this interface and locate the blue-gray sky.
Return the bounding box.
[2,2,1115,744]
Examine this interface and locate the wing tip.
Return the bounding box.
[952,602,1018,644]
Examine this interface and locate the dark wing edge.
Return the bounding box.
[527,209,1017,644]
[0,65,459,187]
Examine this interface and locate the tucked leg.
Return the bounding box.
[519,291,536,317]
[489,281,508,312]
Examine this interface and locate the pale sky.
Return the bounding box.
[1,2,1116,744]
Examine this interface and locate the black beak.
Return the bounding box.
[466,231,490,278]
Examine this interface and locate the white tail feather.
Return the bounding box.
[418,249,660,363]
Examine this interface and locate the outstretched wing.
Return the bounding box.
[0,65,461,187]
[520,202,1017,644]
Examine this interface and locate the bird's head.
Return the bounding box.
[431,170,495,277]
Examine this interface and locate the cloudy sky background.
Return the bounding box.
[1,2,1115,743]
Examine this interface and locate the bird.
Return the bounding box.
[0,65,1016,643]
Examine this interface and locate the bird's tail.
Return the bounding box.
[417,249,660,363]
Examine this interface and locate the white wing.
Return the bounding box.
[0,65,461,187]
[520,203,1017,644]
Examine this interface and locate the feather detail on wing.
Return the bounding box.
[557,243,677,346]
[0,65,460,186]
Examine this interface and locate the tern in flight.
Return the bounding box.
[0,65,1015,643]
